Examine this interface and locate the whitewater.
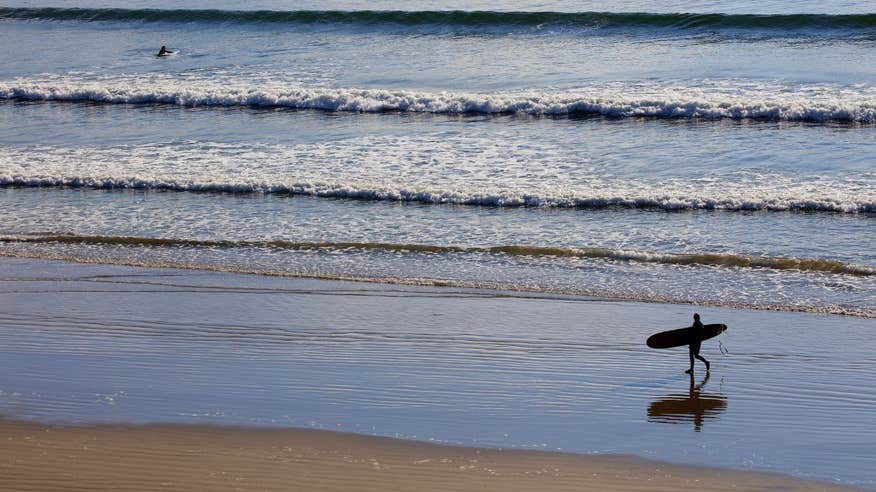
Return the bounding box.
[3,78,876,122]
[2,138,873,213]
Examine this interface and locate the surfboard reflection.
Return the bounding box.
[647,372,726,432]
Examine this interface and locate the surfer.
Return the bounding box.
[156,46,174,57]
[685,313,710,374]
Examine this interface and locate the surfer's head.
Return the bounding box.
[693,313,700,321]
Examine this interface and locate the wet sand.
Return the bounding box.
[1,258,875,489]
[0,418,864,492]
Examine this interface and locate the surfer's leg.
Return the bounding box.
[696,354,710,371]
[688,340,702,373]
[686,350,694,373]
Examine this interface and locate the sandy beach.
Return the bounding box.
[0,418,865,492]
[1,257,874,490]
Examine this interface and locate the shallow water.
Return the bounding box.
[1,108,874,315]
[0,259,874,488]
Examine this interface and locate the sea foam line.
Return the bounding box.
[1,249,873,319]
[2,234,873,277]
[2,81,875,122]
[1,176,873,213]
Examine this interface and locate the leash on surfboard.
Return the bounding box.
[718,340,729,355]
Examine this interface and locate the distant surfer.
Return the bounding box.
[686,313,710,374]
[156,45,174,57]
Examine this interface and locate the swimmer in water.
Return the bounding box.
[157,46,174,57]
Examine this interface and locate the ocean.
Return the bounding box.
[0,0,875,487]
[1,1,874,317]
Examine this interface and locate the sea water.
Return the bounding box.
[1,2,874,317]
[0,0,874,484]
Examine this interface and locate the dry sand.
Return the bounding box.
[0,419,861,492]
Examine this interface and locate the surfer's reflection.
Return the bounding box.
[647,372,726,432]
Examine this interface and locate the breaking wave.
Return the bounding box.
[2,176,873,213]
[3,7,876,33]
[2,233,873,277]
[2,80,876,122]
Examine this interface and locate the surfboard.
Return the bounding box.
[646,324,726,349]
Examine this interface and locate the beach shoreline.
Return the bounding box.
[1,257,874,489]
[1,246,872,319]
[0,418,865,492]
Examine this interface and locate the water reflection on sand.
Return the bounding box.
[647,372,727,432]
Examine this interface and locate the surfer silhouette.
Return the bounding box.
[685,313,710,374]
[156,46,174,57]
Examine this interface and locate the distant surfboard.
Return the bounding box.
[646,324,727,349]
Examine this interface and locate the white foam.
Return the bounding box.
[2,174,874,213]
[3,76,876,122]
[2,246,875,319]
[1,139,874,213]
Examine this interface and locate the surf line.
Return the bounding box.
[3,82,876,123]
[1,234,874,277]
[1,248,874,319]
[1,177,873,213]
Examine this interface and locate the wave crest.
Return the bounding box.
[3,80,876,123]
[2,175,873,213]
[3,8,876,32]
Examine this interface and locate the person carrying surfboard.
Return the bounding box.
[686,313,710,374]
